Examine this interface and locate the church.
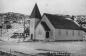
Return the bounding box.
[29,3,86,41]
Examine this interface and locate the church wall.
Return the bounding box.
[54,29,84,40]
[29,18,35,39]
[35,23,46,40]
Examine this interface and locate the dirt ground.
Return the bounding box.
[0,41,86,56]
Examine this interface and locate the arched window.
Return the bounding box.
[46,31,49,38]
[66,30,68,36]
[72,30,74,36]
[58,29,61,36]
[78,31,80,36]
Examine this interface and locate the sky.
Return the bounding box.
[0,0,86,15]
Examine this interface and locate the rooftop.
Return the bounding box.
[44,13,81,30]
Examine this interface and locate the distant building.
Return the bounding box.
[74,15,86,28]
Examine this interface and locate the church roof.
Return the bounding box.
[44,13,81,30]
[41,21,50,31]
[30,3,42,19]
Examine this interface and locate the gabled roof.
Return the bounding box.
[41,21,50,31]
[30,3,42,19]
[43,13,81,30]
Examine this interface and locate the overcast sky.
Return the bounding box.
[0,0,86,15]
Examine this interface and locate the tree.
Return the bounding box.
[4,21,9,24]
[24,28,30,35]
[6,25,12,29]
[23,28,30,41]
[6,24,12,32]
[0,25,2,29]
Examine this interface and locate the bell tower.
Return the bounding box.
[29,3,42,40]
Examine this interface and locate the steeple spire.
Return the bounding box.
[30,3,42,19]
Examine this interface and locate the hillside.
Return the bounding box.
[0,12,29,23]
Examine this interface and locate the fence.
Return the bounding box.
[36,51,71,56]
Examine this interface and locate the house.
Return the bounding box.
[35,13,86,41]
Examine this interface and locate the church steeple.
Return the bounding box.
[30,3,42,19]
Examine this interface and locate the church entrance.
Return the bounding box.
[31,34,33,40]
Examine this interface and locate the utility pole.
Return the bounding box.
[0,16,3,37]
[1,24,2,37]
[0,25,2,37]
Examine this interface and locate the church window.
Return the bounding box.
[72,30,74,36]
[58,29,61,36]
[66,30,68,36]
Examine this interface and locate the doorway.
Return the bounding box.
[31,34,33,40]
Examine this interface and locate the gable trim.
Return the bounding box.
[41,15,55,30]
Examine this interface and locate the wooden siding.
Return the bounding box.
[35,23,45,40]
[54,29,84,40]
